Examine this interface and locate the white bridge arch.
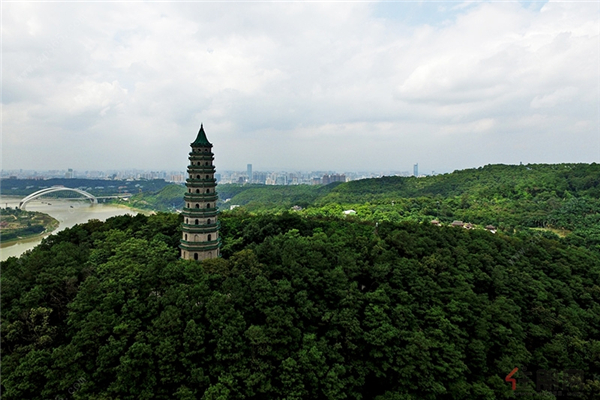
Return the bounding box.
[19,187,98,209]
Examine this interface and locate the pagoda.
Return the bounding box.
[180,124,221,260]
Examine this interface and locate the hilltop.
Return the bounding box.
[215,163,600,251]
[2,212,600,399]
[121,163,600,253]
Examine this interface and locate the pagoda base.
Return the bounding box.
[181,248,220,261]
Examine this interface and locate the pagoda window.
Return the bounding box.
[196,175,200,179]
[196,204,200,209]
[205,175,209,179]
[187,203,190,208]
[194,234,199,241]
[206,189,210,193]
[185,234,188,240]
[194,253,198,260]
[205,162,208,166]
[208,234,212,241]
[195,219,199,225]
[207,219,211,224]
[196,189,200,193]
[206,203,210,208]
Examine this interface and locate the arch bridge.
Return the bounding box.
[19,187,98,209]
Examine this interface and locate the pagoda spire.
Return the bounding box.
[191,123,212,147]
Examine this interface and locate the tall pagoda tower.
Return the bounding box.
[180,124,221,260]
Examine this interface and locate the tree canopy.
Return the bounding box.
[2,211,600,399]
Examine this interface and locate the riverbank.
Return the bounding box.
[0,229,54,248]
[0,208,59,244]
[108,201,156,215]
[0,198,142,261]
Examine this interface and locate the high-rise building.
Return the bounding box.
[247,164,253,183]
[180,124,221,261]
[413,163,419,177]
[253,172,267,184]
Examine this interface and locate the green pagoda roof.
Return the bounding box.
[191,124,212,147]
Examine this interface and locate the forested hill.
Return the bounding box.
[2,212,600,399]
[124,164,600,222]
[218,182,343,209]
[218,164,600,207]
[320,163,600,203]
[214,164,600,252]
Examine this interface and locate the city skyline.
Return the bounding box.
[1,166,427,184]
[3,1,599,172]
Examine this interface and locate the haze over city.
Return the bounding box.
[3,1,599,173]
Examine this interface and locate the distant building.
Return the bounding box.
[247,164,253,182]
[180,124,221,261]
[451,220,464,227]
[322,174,346,184]
[254,172,267,184]
[413,163,418,177]
[170,174,185,183]
[289,173,299,185]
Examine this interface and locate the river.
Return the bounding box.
[1,196,140,261]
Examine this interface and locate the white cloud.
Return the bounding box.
[2,1,598,173]
[530,86,578,109]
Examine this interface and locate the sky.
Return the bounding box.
[2,0,599,174]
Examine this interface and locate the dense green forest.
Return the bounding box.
[217,164,600,209]
[2,211,600,399]
[118,164,600,235]
[126,183,187,211]
[216,164,600,252]
[217,183,343,210]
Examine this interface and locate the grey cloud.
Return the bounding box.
[2,1,598,173]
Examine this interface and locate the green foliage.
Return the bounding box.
[214,164,600,246]
[0,207,59,242]
[0,178,170,196]
[126,184,187,211]
[217,183,341,212]
[2,212,600,399]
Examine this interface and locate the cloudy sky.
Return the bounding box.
[3,1,599,174]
